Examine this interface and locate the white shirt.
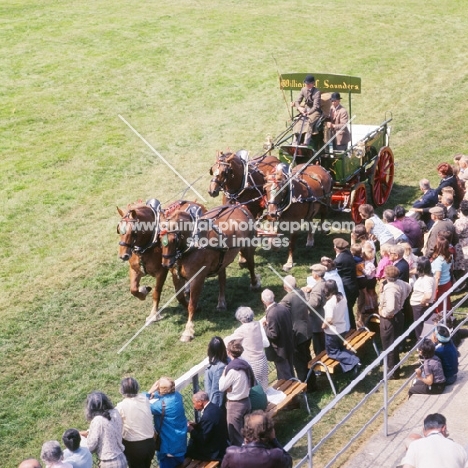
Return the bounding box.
[410,275,435,306]
[63,447,93,468]
[323,295,348,335]
[116,393,155,441]
[224,321,266,362]
[219,363,250,400]
[401,432,468,468]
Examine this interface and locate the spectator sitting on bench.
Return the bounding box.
[221,410,292,468]
[321,280,361,377]
[186,391,228,462]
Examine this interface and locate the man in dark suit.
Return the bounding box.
[186,391,228,461]
[424,206,458,257]
[279,275,316,391]
[261,289,295,381]
[390,245,410,283]
[334,238,358,329]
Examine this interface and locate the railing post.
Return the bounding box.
[192,374,200,422]
[383,354,389,437]
[307,427,313,467]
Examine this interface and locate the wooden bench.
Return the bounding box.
[265,378,309,417]
[179,459,219,468]
[306,328,378,395]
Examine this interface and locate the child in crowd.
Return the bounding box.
[402,242,418,286]
[375,243,392,281]
[362,243,378,319]
[351,244,366,327]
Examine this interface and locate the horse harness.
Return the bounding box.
[211,154,265,205]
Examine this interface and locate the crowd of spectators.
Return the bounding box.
[19,159,468,468]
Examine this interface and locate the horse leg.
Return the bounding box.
[180,275,204,342]
[171,271,189,308]
[216,267,227,312]
[241,247,261,290]
[129,267,150,301]
[283,233,296,271]
[238,251,248,269]
[145,268,170,323]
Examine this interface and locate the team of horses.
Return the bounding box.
[117,151,333,341]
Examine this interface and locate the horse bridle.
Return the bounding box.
[117,206,161,255]
[210,158,232,191]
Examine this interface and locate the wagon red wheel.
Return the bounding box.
[350,183,367,223]
[370,146,394,206]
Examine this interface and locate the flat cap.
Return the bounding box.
[310,264,327,274]
[283,275,296,289]
[333,238,349,250]
[429,206,444,216]
[384,265,400,279]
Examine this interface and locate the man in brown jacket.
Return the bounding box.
[292,75,322,146]
[327,92,351,150]
[379,265,412,379]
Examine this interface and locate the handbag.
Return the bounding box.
[249,382,268,411]
[154,399,165,451]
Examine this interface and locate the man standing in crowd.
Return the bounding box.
[280,275,316,391]
[424,206,457,257]
[334,238,358,329]
[186,391,228,462]
[304,264,327,357]
[401,413,467,468]
[379,265,412,379]
[261,289,295,381]
[392,205,423,253]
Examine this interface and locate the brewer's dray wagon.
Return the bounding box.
[265,72,394,222]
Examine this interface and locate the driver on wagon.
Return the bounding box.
[292,75,322,146]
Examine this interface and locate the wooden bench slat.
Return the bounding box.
[266,379,307,417]
[179,459,219,468]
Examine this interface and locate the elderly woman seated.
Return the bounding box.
[224,306,269,391]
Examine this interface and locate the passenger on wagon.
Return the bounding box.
[327,92,351,150]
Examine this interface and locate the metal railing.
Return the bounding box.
[283,271,468,467]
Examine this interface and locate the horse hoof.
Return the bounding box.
[146,313,164,324]
[180,334,193,342]
[216,303,227,312]
[250,274,262,290]
[139,286,152,297]
[282,263,294,272]
[306,240,315,247]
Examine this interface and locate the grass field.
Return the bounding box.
[2,0,468,465]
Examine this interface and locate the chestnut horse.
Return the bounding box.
[159,204,261,341]
[117,199,206,322]
[208,151,280,218]
[264,164,333,271]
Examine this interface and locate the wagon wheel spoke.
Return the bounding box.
[371,147,394,206]
[351,184,367,223]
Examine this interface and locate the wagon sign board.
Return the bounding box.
[279,73,361,93]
